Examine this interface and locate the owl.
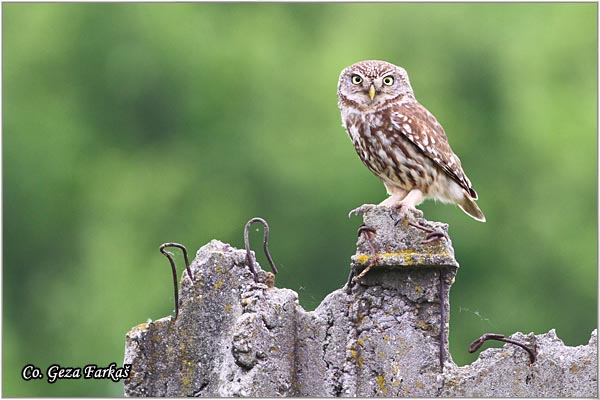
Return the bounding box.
[337,60,485,222]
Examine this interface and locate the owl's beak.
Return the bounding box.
[368,84,376,101]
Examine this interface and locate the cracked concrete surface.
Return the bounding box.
[124,207,597,397]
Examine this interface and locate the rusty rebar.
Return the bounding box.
[352,224,378,283]
[439,271,447,371]
[406,220,447,244]
[469,333,537,364]
[244,217,279,282]
[159,242,193,319]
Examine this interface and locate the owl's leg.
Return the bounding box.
[350,184,408,217]
[395,188,424,218]
[383,187,424,220]
[388,188,448,243]
[348,185,421,218]
[378,192,408,207]
[380,184,412,217]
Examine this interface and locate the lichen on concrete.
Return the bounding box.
[124,207,597,397]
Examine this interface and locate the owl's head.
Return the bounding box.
[337,60,414,112]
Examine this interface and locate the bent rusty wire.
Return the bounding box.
[352,224,378,284]
[469,333,537,364]
[159,242,193,319]
[244,217,279,282]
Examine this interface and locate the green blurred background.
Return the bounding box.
[3,3,597,396]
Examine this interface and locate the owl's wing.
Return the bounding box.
[390,101,478,199]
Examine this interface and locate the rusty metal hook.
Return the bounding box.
[352,224,378,283]
[244,217,279,282]
[159,242,193,319]
[468,333,537,364]
[439,271,447,371]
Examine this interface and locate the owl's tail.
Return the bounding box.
[458,194,486,222]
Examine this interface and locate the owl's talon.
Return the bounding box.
[388,204,423,226]
[390,212,402,226]
[348,204,376,218]
[408,207,424,219]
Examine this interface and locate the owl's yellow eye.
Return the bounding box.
[351,75,363,85]
[383,76,394,86]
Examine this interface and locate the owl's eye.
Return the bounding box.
[351,75,363,85]
[382,76,394,86]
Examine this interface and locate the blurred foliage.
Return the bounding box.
[3,3,596,396]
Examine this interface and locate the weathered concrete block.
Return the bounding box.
[124,240,256,396]
[124,207,597,397]
[441,329,598,397]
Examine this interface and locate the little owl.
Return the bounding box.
[337,60,485,223]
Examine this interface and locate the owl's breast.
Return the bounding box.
[343,112,437,192]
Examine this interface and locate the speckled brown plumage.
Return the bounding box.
[337,60,485,222]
